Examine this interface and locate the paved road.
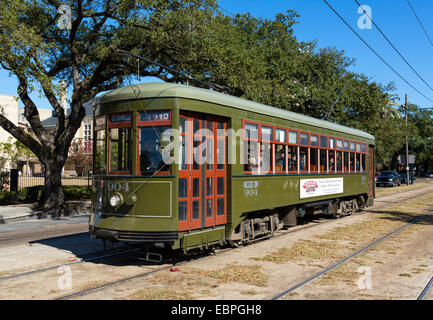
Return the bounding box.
[0,214,90,248]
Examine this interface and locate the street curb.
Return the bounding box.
[0,211,91,223]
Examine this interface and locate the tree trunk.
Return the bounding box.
[41,158,67,215]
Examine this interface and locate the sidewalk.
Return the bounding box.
[0,200,91,222]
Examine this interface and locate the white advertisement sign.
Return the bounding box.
[300,178,344,199]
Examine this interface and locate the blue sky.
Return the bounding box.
[1,0,433,110]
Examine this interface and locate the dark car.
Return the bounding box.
[376,171,401,187]
[425,173,433,178]
[400,172,414,185]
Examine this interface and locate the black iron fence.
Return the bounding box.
[1,171,92,190]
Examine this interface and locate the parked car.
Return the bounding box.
[400,172,414,185]
[375,172,380,182]
[425,173,433,178]
[376,171,401,187]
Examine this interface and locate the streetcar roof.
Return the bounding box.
[97,83,375,141]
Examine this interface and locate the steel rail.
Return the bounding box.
[417,276,433,300]
[0,246,141,282]
[271,213,430,300]
[4,184,431,298]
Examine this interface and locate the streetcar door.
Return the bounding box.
[178,114,227,231]
[368,145,374,197]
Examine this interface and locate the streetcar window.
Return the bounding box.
[217,198,224,216]
[311,135,318,147]
[350,153,355,171]
[244,140,258,172]
[300,133,309,146]
[300,147,308,171]
[336,140,343,149]
[94,130,106,174]
[217,122,225,136]
[260,143,272,173]
[179,117,188,134]
[362,154,366,171]
[193,140,200,171]
[179,179,187,198]
[110,127,132,172]
[329,150,336,172]
[275,144,285,173]
[192,201,200,220]
[288,146,297,171]
[310,148,318,172]
[288,131,298,144]
[320,149,327,172]
[206,199,212,218]
[244,123,258,140]
[276,129,286,143]
[350,142,356,151]
[217,177,224,195]
[206,138,213,170]
[193,178,200,198]
[206,177,212,196]
[261,126,273,141]
[362,143,366,153]
[356,143,361,152]
[139,126,170,173]
[179,202,187,221]
[355,154,362,171]
[179,135,188,170]
[344,152,349,172]
[320,136,328,148]
[336,151,342,171]
[344,140,349,150]
[217,138,225,170]
[193,119,200,134]
[329,138,335,149]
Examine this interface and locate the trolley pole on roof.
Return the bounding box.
[405,94,410,186]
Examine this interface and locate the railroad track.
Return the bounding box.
[417,276,433,300]
[1,184,432,299]
[271,195,433,300]
[0,245,141,282]
[54,187,433,300]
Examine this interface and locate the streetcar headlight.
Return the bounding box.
[109,193,123,208]
[388,179,393,182]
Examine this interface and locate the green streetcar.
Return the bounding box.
[89,83,375,253]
